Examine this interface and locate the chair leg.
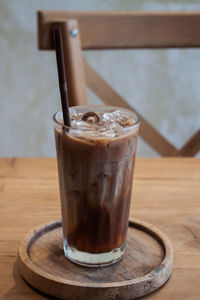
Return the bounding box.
[52,20,88,107]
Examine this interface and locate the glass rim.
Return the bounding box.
[53,105,140,131]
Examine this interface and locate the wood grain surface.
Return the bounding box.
[38,11,200,50]
[0,158,200,299]
[18,220,172,299]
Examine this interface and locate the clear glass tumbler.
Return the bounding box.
[53,105,140,266]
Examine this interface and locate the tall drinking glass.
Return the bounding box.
[53,105,140,266]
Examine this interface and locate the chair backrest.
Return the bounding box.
[37,11,200,157]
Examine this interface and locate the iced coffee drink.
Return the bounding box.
[54,105,140,266]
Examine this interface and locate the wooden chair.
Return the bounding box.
[37,11,200,157]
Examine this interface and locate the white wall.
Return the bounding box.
[0,0,200,157]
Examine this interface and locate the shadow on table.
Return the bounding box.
[3,259,59,299]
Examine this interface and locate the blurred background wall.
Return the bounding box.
[0,0,200,157]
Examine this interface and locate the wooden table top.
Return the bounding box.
[0,157,200,299]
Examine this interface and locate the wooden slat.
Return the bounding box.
[174,130,200,157]
[53,21,87,106]
[84,60,177,156]
[38,11,200,50]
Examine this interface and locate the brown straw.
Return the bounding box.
[52,27,71,127]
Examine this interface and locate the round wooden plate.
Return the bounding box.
[18,219,173,299]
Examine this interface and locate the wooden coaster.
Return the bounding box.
[18,219,173,299]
